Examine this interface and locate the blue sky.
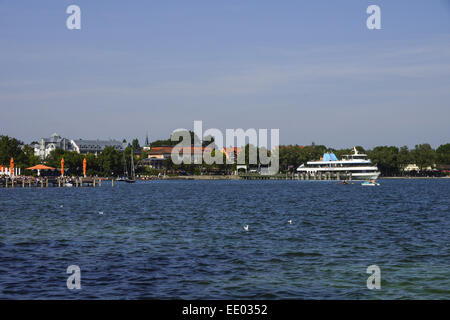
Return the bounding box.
[0,0,449,148]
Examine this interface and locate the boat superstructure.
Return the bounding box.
[296,147,380,180]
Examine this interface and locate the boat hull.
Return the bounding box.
[350,172,381,180]
[296,170,380,180]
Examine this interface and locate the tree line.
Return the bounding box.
[0,135,448,176]
[279,143,450,176]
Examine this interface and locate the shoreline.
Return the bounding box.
[380,176,450,179]
[137,175,450,181]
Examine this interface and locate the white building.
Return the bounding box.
[33,133,126,159]
[34,133,74,160]
[403,164,433,172]
[71,139,125,154]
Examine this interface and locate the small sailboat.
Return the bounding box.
[125,148,136,183]
[117,148,136,183]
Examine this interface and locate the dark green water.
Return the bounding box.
[0,179,449,299]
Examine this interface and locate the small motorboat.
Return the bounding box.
[361,180,380,186]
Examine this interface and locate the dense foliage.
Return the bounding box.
[0,135,448,176]
[0,136,39,168]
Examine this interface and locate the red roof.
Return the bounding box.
[149,146,212,155]
[222,147,242,154]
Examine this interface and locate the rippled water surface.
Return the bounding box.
[0,179,449,299]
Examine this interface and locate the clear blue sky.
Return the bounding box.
[1,0,449,148]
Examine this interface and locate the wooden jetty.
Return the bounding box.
[0,176,114,188]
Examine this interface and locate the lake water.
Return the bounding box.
[0,179,449,299]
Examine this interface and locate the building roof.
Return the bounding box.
[322,153,339,161]
[149,146,175,154]
[149,146,212,155]
[43,134,66,143]
[72,139,123,149]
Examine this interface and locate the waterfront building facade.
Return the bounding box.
[33,133,74,160]
[140,146,215,169]
[70,139,125,154]
[33,133,126,159]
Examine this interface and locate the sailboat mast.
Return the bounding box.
[123,151,128,177]
[130,148,135,179]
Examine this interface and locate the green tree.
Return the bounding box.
[397,146,412,174]
[98,146,123,176]
[0,135,27,166]
[436,143,450,165]
[411,144,435,171]
[45,149,84,176]
[132,138,140,151]
[368,146,399,176]
[84,153,100,176]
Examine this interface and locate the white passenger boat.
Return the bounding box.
[296,147,380,180]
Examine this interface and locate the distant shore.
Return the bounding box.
[135,175,450,181]
[380,176,450,179]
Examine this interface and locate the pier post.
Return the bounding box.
[337,172,340,180]
[111,178,114,187]
[5,179,8,188]
[40,179,44,188]
[80,177,83,187]
[45,178,48,188]
[22,179,25,188]
[349,172,352,181]
[99,179,102,187]
[11,179,14,188]
[29,179,32,188]
[93,178,96,187]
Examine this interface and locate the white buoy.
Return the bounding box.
[288,219,292,224]
[99,211,104,215]
[244,225,249,231]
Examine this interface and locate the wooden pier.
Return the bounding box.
[0,177,113,188]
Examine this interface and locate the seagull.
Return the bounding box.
[244,225,249,231]
[288,219,292,224]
